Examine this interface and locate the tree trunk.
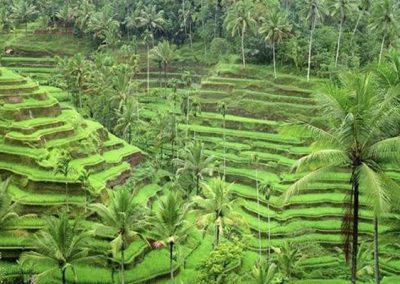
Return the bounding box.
[61,267,66,284]
[111,267,115,284]
[351,171,360,284]
[374,217,380,284]
[169,242,174,280]
[272,42,277,79]
[307,17,316,82]
[121,246,125,284]
[65,183,69,212]
[352,11,363,38]
[267,195,271,265]
[241,26,246,68]
[196,175,200,195]
[223,118,226,179]
[164,62,167,89]
[256,168,261,259]
[335,16,343,67]
[147,44,150,94]
[215,223,220,246]
[378,35,385,65]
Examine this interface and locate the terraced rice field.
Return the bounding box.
[1,56,400,283]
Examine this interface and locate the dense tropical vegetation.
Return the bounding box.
[0,0,399,283]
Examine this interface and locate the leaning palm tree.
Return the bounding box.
[283,73,400,283]
[369,0,399,64]
[20,213,93,284]
[89,187,147,284]
[224,0,257,67]
[352,0,371,38]
[174,141,216,195]
[0,178,18,230]
[149,193,191,280]
[259,7,292,79]
[328,0,358,66]
[114,98,139,143]
[300,0,327,81]
[193,177,248,246]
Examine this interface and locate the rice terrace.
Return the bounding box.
[0,0,400,283]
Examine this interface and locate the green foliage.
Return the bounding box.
[197,237,244,284]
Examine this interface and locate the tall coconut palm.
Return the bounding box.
[283,73,400,283]
[114,98,139,143]
[369,0,399,64]
[136,4,165,46]
[260,181,274,264]
[352,0,371,38]
[54,152,73,212]
[217,101,227,179]
[224,0,257,67]
[174,141,216,195]
[328,0,358,67]
[20,213,93,284]
[259,7,292,79]
[89,187,147,284]
[300,0,327,81]
[78,169,92,214]
[250,154,262,259]
[152,40,176,89]
[149,193,191,280]
[0,178,18,230]
[142,30,154,94]
[193,177,247,246]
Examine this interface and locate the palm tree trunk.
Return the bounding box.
[111,267,115,284]
[378,35,385,65]
[147,44,150,94]
[352,11,363,38]
[335,16,343,67]
[164,62,167,89]
[267,196,271,265]
[196,175,200,195]
[215,223,220,246]
[241,26,246,68]
[65,183,69,212]
[351,171,360,284]
[223,118,226,180]
[374,216,380,284]
[256,168,261,259]
[307,17,316,82]
[272,42,277,79]
[121,246,125,284]
[186,95,189,139]
[61,267,66,284]
[169,242,174,280]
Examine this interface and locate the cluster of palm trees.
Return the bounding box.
[0,170,248,283]
[284,50,400,283]
[224,0,399,81]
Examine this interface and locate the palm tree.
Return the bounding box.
[301,0,327,81]
[20,213,93,284]
[136,4,165,46]
[89,187,147,284]
[87,5,119,45]
[149,193,191,280]
[329,0,358,67]
[114,98,139,143]
[250,154,262,259]
[217,101,227,179]
[251,260,277,284]
[369,0,399,64]
[273,242,304,280]
[352,0,371,38]
[152,40,176,89]
[283,73,400,283]
[175,141,216,195]
[260,181,273,264]
[0,178,18,230]
[259,7,292,79]
[54,152,73,212]
[78,169,92,214]
[142,30,154,94]
[224,0,257,67]
[193,177,247,246]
